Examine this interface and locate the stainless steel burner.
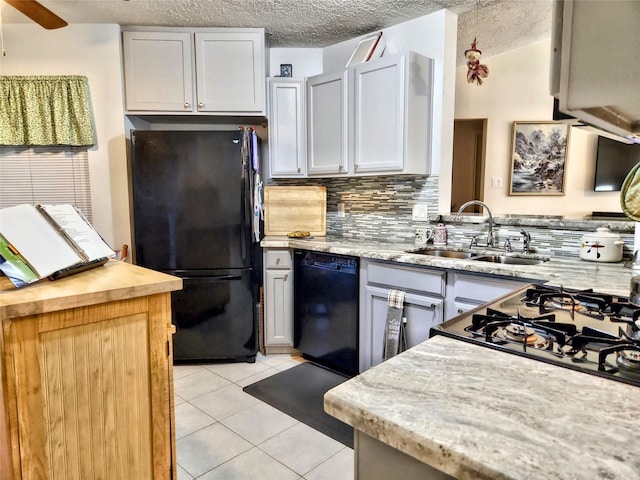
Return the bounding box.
[495,323,550,349]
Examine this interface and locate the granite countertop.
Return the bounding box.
[261,235,636,296]
[324,335,640,480]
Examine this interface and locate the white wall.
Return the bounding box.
[268,48,323,78]
[1,24,130,249]
[454,38,621,216]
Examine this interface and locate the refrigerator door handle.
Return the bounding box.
[180,275,243,281]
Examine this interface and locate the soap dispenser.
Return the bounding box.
[433,215,447,246]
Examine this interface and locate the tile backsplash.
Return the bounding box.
[267,175,438,242]
[265,175,635,258]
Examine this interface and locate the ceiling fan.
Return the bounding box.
[4,0,67,29]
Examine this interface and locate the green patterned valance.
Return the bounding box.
[0,75,96,146]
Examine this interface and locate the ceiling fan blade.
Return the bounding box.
[5,0,68,29]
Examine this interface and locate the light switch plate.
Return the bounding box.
[412,203,429,221]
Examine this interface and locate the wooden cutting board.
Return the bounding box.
[264,186,327,236]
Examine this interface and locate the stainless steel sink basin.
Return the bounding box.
[407,248,477,259]
[472,255,548,265]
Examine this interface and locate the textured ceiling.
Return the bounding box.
[0,0,553,62]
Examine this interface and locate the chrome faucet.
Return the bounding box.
[520,229,531,254]
[455,200,495,247]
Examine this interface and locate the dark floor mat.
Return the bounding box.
[243,362,353,448]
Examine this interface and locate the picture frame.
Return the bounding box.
[345,32,384,68]
[280,64,292,77]
[509,121,571,195]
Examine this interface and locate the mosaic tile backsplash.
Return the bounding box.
[266,175,635,259]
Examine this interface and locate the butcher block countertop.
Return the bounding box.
[325,335,640,480]
[0,260,182,320]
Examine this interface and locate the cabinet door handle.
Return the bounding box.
[276,258,281,265]
[198,102,204,109]
[283,274,288,281]
[297,167,301,173]
[184,102,190,109]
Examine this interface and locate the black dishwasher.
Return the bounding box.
[294,250,359,376]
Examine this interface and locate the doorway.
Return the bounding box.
[451,119,487,212]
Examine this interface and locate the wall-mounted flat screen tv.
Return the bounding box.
[594,136,640,191]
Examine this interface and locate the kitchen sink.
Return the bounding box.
[472,255,549,265]
[407,248,477,259]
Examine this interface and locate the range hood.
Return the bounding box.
[550,0,640,144]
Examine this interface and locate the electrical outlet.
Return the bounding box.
[412,203,429,221]
[337,203,345,218]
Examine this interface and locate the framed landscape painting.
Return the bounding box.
[509,121,570,195]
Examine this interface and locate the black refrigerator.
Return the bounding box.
[130,130,259,363]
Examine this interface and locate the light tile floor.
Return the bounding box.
[173,353,355,480]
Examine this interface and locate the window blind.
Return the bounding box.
[0,146,93,222]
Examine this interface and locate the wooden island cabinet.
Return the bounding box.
[0,261,182,480]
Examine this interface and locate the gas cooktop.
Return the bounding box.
[431,284,640,387]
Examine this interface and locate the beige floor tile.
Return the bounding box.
[259,422,344,475]
[173,364,207,379]
[203,360,271,382]
[305,447,355,480]
[274,357,307,372]
[176,464,193,480]
[174,368,231,401]
[259,354,298,367]
[234,366,280,388]
[190,383,260,420]
[174,393,186,407]
[198,447,300,480]
[174,402,216,439]
[221,402,298,445]
[176,423,252,478]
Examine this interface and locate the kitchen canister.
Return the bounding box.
[433,222,448,246]
[579,227,624,262]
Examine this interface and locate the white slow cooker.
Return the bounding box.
[579,227,624,263]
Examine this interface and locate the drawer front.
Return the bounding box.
[454,273,525,303]
[367,262,445,297]
[265,249,292,269]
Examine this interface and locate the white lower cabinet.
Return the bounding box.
[446,272,530,320]
[360,260,445,371]
[263,249,295,352]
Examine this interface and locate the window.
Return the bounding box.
[0,146,93,222]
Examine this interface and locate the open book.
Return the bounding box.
[0,204,115,287]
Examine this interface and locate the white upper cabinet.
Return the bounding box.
[305,50,433,177]
[122,28,265,116]
[352,51,433,175]
[307,71,350,176]
[267,78,307,178]
[195,31,265,114]
[122,31,194,112]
